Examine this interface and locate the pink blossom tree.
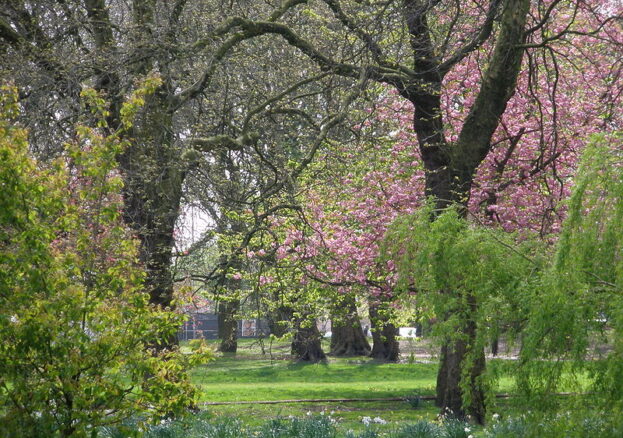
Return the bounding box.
[249,0,623,422]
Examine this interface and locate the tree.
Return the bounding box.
[230,0,622,420]
[519,132,623,412]
[384,203,540,423]
[0,0,332,349]
[0,85,203,437]
[176,60,368,358]
[329,295,371,357]
[4,0,621,420]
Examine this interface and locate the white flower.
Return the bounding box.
[492,413,500,421]
[464,427,471,432]
[362,416,371,426]
[373,417,387,424]
[306,411,312,416]
[468,435,474,438]
[10,315,18,324]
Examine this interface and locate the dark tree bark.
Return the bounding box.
[491,338,499,357]
[434,295,487,424]
[119,90,184,312]
[368,298,399,362]
[330,297,370,356]
[291,318,326,363]
[267,299,293,338]
[217,298,240,353]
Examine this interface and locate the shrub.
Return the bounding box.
[0,83,201,437]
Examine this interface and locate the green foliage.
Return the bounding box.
[383,203,541,409]
[98,410,623,438]
[392,420,441,438]
[99,413,484,438]
[484,411,623,438]
[439,417,472,438]
[518,132,623,411]
[0,84,202,437]
[385,204,539,326]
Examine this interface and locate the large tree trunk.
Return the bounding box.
[435,295,487,423]
[119,90,184,316]
[400,0,530,423]
[368,298,399,362]
[267,300,293,338]
[291,318,326,363]
[217,298,239,353]
[84,0,185,350]
[330,297,370,356]
[216,256,243,353]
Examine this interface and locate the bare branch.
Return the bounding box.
[439,0,502,75]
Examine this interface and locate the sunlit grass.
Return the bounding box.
[185,339,597,432]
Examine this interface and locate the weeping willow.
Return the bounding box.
[383,201,540,420]
[519,132,623,410]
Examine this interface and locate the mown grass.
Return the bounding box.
[185,339,594,433]
[187,339,440,430]
[202,400,440,431]
[191,341,519,403]
[192,357,440,402]
[185,339,526,431]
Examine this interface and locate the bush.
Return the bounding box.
[0,83,201,437]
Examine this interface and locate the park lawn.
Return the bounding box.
[186,341,589,433]
[190,353,441,431]
[191,356,440,402]
[191,353,519,403]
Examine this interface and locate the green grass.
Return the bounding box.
[203,400,441,431]
[190,344,521,404]
[186,340,522,431]
[185,340,594,433]
[188,340,442,430]
[192,357,439,402]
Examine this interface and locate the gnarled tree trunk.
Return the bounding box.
[119,89,185,352]
[435,295,487,424]
[267,300,293,338]
[330,297,370,356]
[292,318,326,363]
[217,298,240,353]
[368,297,399,362]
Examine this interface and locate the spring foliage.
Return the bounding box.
[0,84,203,437]
[519,132,623,408]
[383,203,541,408]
